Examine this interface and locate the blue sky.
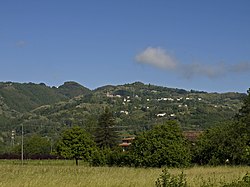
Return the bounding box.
[1,0,250,93]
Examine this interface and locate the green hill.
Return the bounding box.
[56,81,91,98]
[0,81,91,133]
[0,81,246,145]
[0,82,67,113]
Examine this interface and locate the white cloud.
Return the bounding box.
[135,47,178,70]
[135,46,250,79]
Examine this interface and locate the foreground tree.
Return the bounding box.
[129,121,191,167]
[94,108,119,149]
[194,88,250,165]
[56,126,97,165]
[236,88,250,124]
[194,121,249,165]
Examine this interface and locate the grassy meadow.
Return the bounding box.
[0,160,249,187]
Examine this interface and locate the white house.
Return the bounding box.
[156,113,166,117]
[120,111,129,115]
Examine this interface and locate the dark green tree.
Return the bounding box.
[194,89,250,165]
[193,121,249,165]
[94,108,119,149]
[56,126,97,165]
[129,121,191,167]
[236,88,250,124]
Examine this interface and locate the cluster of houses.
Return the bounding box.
[107,91,203,103]
[151,97,202,102]
[106,91,205,119]
[106,91,206,151]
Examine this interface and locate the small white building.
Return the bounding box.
[120,111,129,115]
[156,113,166,117]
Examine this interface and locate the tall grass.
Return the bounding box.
[0,160,249,187]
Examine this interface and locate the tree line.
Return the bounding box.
[1,89,249,167]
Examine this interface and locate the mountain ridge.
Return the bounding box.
[0,81,247,139]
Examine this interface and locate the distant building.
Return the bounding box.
[119,137,135,151]
[156,113,166,117]
[106,92,114,98]
[120,110,129,115]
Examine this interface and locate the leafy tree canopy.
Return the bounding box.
[56,126,97,165]
[194,121,250,165]
[193,89,250,166]
[129,120,191,167]
[236,88,250,124]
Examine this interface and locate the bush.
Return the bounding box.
[89,149,107,166]
[90,147,131,167]
[155,168,187,187]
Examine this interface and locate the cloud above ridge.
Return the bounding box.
[135,47,250,79]
[135,47,177,70]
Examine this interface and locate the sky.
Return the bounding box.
[1,0,250,93]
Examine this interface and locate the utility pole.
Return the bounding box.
[50,138,53,154]
[21,123,23,165]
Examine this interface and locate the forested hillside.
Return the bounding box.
[0,81,90,112]
[0,81,246,153]
[0,81,90,134]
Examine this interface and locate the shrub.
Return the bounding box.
[155,168,187,187]
[90,147,131,167]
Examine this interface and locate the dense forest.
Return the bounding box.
[0,81,248,166]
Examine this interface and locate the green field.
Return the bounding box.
[0,160,249,187]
